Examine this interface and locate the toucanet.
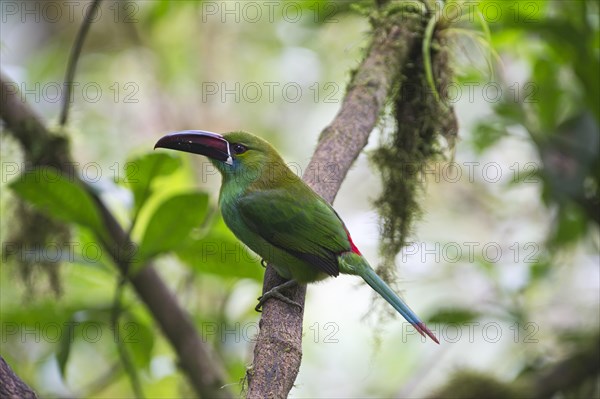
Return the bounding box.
[155,130,438,343]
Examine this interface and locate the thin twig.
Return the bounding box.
[111,277,145,398]
[59,0,102,127]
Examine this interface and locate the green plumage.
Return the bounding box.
[155,130,438,343]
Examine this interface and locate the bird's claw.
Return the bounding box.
[255,292,303,312]
[260,259,268,268]
[254,280,302,312]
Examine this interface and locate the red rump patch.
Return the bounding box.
[343,226,362,255]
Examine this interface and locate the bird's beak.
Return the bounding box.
[154,130,233,165]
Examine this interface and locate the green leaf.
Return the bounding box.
[1,302,72,327]
[122,152,181,215]
[10,167,106,239]
[137,192,209,262]
[428,308,480,324]
[57,316,76,379]
[176,216,263,281]
[123,314,155,369]
[472,122,507,153]
[550,202,588,246]
[529,259,552,283]
[477,0,545,27]
[532,59,561,132]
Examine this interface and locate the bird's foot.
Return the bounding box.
[255,280,302,312]
[260,259,268,268]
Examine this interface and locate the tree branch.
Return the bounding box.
[246,7,425,398]
[1,72,233,399]
[0,356,38,399]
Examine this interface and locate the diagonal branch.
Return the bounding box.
[0,356,37,399]
[1,72,233,399]
[246,7,426,398]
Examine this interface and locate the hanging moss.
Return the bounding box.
[2,133,72,297]
[4,200,70,297]
[371,22,458,275]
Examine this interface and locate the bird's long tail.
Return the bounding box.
[340,252,439,344]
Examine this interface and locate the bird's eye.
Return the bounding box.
[232,143,248,155]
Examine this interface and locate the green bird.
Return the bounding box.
[155,130,438,343]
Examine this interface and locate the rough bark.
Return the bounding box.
[0,356,38,399]
[1,72,232,399]
[245,7,425,398]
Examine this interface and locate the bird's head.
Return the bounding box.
[154,130,288,183]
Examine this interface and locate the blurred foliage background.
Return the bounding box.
[1,0,598,397]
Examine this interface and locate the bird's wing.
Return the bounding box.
[237,187,351,277]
